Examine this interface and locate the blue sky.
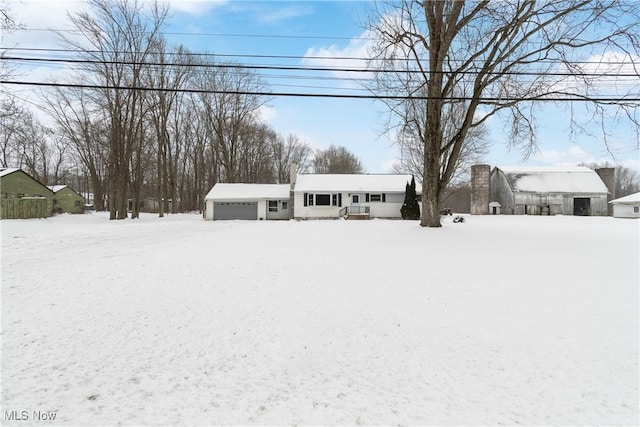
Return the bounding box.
[3,0,639,173]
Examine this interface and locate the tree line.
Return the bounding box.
[0,0,364,219]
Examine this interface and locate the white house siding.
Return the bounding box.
[265,199,290,220]
[294,191,405,219]
[613,203,640,218]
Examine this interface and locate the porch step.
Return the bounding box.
[345,214,370,220]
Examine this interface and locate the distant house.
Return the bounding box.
[204,183,290,220]
[474,165,612,216]
[0,168,54,219]
[292,173,416,219]
[48,185,84,214]
[609,192,640,218]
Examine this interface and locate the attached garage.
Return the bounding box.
[204,183,290,221]
[213,202,258,220]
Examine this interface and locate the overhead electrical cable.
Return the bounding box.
[2,80,639,102]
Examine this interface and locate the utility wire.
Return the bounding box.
[3,47,636,67]
[2,80,639,102]
[3,55,640,78]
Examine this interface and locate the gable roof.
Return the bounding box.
[294,174,416,193]
[609,192,640,204]
[206,183,290,200]
[0,167,20,178]
[495,166,609,194]
[48,185,67,193]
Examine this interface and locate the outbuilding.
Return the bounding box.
[48,185,84,214]
[487,166,610,216]
[1,168,54,219]
[204,183,290,220]
[609,192,640,218]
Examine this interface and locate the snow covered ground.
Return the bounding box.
[1,213,638,426]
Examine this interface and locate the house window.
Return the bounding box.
[370,194,382,202]
[315,194,331,206]
[307,193,314,206]
[352,195,359,203]
[282,201,288,210]
[268,200,278,212]
[634,206,639,213]
[17,193,24,198]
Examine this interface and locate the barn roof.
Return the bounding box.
[609,192,640,204]
[205,183,290,201]
[294,174,417,193]
[495,166,609,194]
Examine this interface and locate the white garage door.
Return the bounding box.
[213,202,258,220]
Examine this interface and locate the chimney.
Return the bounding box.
[289,162,298,219]
[290,162,298,189]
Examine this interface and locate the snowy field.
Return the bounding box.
[1,212,638,426]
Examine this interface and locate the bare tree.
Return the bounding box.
[580,161,640,197]
[392,100,491,185]
[193,59,272,183]
[271,133,312,183]
[62,0,169,219]
[368,0,640,227]
[41,87,109,210]
[313,145,364,174]
[145,41,193,217]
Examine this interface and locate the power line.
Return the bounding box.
[2,79,640,102]
[10,27,374,41]
[3,47,636,67]
[3,55,640,78]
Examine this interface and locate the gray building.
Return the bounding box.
[474,166,612,216]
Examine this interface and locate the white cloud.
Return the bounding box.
[169,0,228,17]
[533,145,597,166]
[550,51,640,98]
[255,4,314,25]
[258,105,277,124]
[301,29,373,88]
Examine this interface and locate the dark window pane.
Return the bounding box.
[316,194,330,205]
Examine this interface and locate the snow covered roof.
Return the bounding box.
[205,183,290,201]
[609,192,640,204]
[495,166,609,194]
[48,185,68,193]
[294,174,416,193]
[0,167,20,178]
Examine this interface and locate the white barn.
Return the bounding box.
[292,174,415,219]
[489,166,610,216]
[204,183,290,220]
[609,192,640,218]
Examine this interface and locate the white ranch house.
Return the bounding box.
[204,173,417,221]
[609,192,640,218]
[293,173,415,219]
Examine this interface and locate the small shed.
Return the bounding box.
[489,166,610,216]
[48,185,84,214]
[609,192,640,218]
[204,183,291,220]
[1,168,54,219]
